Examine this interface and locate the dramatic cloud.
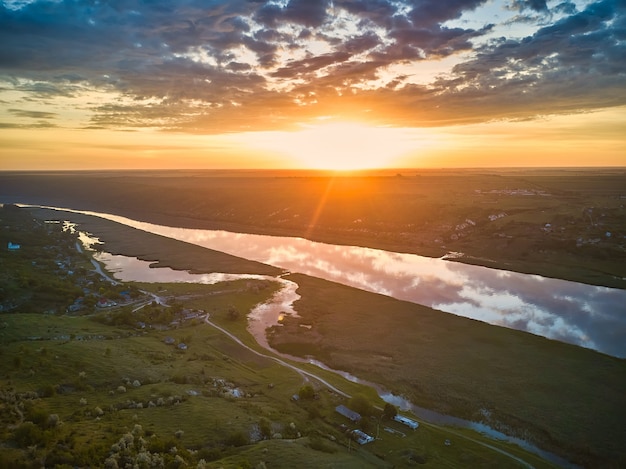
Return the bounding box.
[0,0,624,132]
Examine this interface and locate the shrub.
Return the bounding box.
[298,385,315,400]
[225,431,248,447]
[27,406,49,428]
[48,414,60,428]
[259,418,272,440]
[227,306,239,321]
[382,403,397,420]
[348,394,373,417]
[308,436,337,454]
[39,383,56,397]
[195,447,222,462]
[14,422,44,447]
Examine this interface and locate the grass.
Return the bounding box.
[268,273,626,467]
[1,301,552,467]
[30,208,282,277]
[2,169,625,288]
[0,202,613,467]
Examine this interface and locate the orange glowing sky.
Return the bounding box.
[1,0,625,170]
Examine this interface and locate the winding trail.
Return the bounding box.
[203,316,349,398]
[202,315,535,468]
[74,220,537,468]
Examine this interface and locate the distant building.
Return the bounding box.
[96,298,116,308]
[7,242,20,251]
[177,343,188,350]
[164,336,176,345]
[335,404,361,422]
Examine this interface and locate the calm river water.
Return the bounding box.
[32,205,626,358]
[84,238,577,468]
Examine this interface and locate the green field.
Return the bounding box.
[1,168,624,288]
[1,205,562,467]
[268,273,626,467]
[1,167,625,466]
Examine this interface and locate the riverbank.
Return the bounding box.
[2,170,624,289]
[29,208,281,277]
[2,204,563,467]
[268,273,626,467]
[26,206,626,467]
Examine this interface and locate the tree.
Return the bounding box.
[259,417,272,440]
[227,306,239,321]
[348,394,373,417]
[382,403,397,421]
[298,385,315,400]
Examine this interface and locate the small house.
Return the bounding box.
[352,429,375,445]
[394,414,419,429]
[177,343,188,350]
[335,404,361,422]
[7,242,20,251]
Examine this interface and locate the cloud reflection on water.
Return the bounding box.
[40,206,626,357]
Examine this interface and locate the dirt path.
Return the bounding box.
[204,316,349,398]
[203,315,535,468]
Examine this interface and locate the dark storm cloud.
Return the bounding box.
[272,51,353,78]
[334,0,397,28]
[408,0,487,28]
[256,0,331,28]
[385,24,493,60]
[553,1,578,15]
[0,0,624,131]
[408,0,626,124]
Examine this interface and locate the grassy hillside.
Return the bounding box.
[1,205,557,467]
[269,273,626,467]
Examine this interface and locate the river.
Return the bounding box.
[54,207,586,467]
[26,204,626,358]
[78,244,575,467]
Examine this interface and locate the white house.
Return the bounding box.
[351,429,375,445]
[394,415,419,429]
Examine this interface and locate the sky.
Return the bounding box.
[1,0,625,170]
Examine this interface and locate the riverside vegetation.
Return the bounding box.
[0,205,561,468]
[1,168,624,289]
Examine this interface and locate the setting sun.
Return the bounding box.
[240,122,430,170]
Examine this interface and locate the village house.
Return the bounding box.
[335,404,361,422]
[394,414,419,429]
[96,298,116,308]
[351,429,375,445]
[7,241,20,251]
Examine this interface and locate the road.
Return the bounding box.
[76,237,537,468]
[202,315,536,468]
[203,316,349,398]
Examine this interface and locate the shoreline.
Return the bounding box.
[21,202,625,290]
[2,169,624,290]
[27,204,626,467]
